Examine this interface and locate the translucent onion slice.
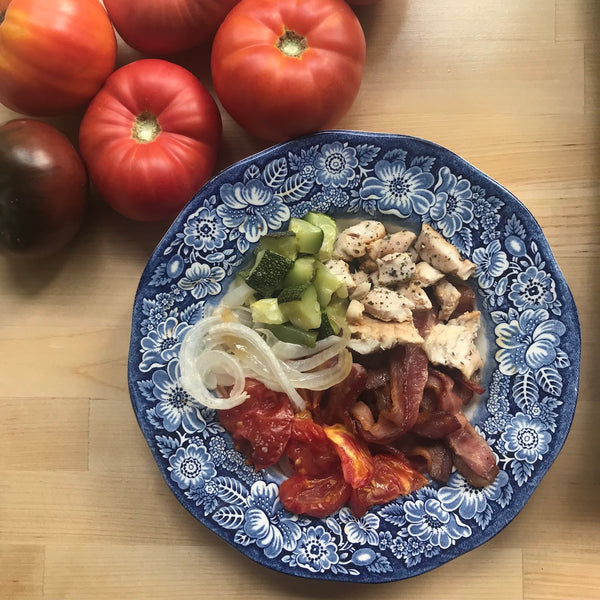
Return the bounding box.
[203,322,308,410]
[179,318,249,410]
[178,316,353,412]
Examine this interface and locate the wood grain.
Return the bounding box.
[1,1,598,598]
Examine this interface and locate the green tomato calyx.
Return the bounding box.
[132,111,161,144]
[277,28,307,59]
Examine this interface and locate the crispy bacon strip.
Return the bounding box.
[425,368,465,414]
[411,410,462,439]
[445,414,499,487]
[316,363,367,426]
[350,345,429,443]
[402,441,454,483]
[385,345,429,433]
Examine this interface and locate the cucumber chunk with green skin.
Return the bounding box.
[313,261,346,308]
[304,212,338,261]
[317,311,338,339]
[326,295,349,330]
[277,282,311,303]
[279,284,322,330]
[250,297,286,324]
[288,217,324,254]
[266,323,318,347]
[283,256,316,287]
[259,230,297,260]
[244,248,294,296]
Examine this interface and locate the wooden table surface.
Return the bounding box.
[1,1,599,598]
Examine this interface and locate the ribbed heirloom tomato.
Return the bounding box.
[103,0,241,55]
[0,0,116,116]
[211,0,366,142]
[79,59,222,222]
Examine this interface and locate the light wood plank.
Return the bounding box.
[88,398,159,475]
[523,549,600,600]
[556,0,600,41]
[0,544,44,600]
[0,398,89,471]
[351,41,584,116]
[42,542,522,600]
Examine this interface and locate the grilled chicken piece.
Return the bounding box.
[415,223,476,280]
[433,279,461,321]
[346,299,365,323]
[395,280,433,311]
[367,230,417,260]
[422,310,483,380]
[362,286,414,322]
[375,252,415,286]
[414,261,445,287]
[348,315,424,354]
[332,220,386,261]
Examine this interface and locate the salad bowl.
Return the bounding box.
[128,130,580,582]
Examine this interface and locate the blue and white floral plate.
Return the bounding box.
[128,130,580,583]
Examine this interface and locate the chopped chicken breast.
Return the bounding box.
[422,310,483,380]
[415,223,476,280]
[348,315,424,354]
[346,299,365,323]
[414,261,445,287]
[332,220,386,261]
[396,280,433,311]
[434,279,461,321]
[350,281,371,301]
[376,252,415,286]
[367,230,417,260]
[348,270,371,300]
[363,286,414,322]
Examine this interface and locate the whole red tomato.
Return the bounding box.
[79,59,222,222]
[0,119,88,257]
[0,0,117,116]
[211,0,366,142]
[103,0,241,55]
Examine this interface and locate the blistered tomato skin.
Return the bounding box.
[79,59,222,222]
[0,0,117,116]
[0,120,88,258]
[211,0,366,142]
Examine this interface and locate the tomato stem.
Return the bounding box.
[276,29,307,59]
[132,111,161,144]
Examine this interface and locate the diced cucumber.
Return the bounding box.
[244,248,294,296]
[278,282,311,304]
[283,256,316,287]
[313,261,346,308]
[326,295,349,331]
[250,297,286,325]
[288,217,324,254]
[266,323,318,347]
[317,311,338,339]
[304,212,338,261]
[259,231,297,261]
[279,284,322,330]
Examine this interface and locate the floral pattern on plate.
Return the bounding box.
[128,131,580,583]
